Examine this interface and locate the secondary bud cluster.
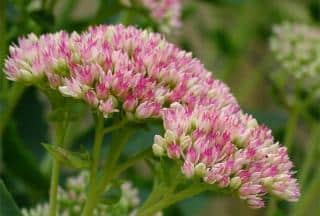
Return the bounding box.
[153,103,300,208]
[270,22,320,95]
[120,0,182,33]
[22,172,141,216]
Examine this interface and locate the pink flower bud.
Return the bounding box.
[167,144,181,159]
[182,161,194,178]
[84,90,99,107]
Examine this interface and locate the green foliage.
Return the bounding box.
[0,180,22,216]
[42,143,90,169]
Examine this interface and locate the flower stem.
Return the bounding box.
[299,123,320,188]
[81,124,133,216]
[103,118,128,134]
[113,148,153,177]
[138,184,210,216]
[292,169,320,216]
[97,128,134,191]
[80,112,105,216]
[48,121,65,216]
[284,103,301,152]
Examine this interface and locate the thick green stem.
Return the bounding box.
[292,170,320,216]
[299,123,320,188]
[81,124,133,216]
[48,122,64,216]
[80,112,105,216]
[97,128,134,191]
[284,104,300,152]
[138,184,210,216]
[49,159,60,216]
[90,112,105,189]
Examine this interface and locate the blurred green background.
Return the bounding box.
[1,0,319,215]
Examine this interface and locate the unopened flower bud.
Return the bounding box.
[182,161,194,178]
[230,177,242,189]
[180,135,192,150]
[152,143,165,157]
[164,130,177,143]
[194,163,207,177]
[154,135,166,147]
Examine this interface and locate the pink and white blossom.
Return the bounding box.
[153,103,300,208]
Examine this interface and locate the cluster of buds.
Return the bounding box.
[22,172,141,216]
[4,24,237,119]
[120,0,182,33]
[153,103,300,208]
[270,22,320,95]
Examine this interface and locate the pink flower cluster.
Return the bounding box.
[4,24,299,208]
[142,0,182,31]
[5,24,236,118]
[153,103,300,208]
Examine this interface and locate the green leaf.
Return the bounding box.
[3,123,49,197]
[0,180,22,216]
[42,143,91,169]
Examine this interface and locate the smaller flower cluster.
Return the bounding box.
[121,0,182,33]
[153,103,300,208]
[270,22,320,94]
[22,172,141,216]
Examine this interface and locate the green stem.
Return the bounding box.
[138,184,210,216]
[103,118,128,134]
[80,112,105,216]
[90,112,105,188]
[113,148,153,177]
[284,102,301,152]
[48,121,65,216]
[138,181,165,212]
[97,128,134,191]
[81,125,133,216]
[299,123,320,188]
[49,159,60,216]
[292,170,320,216]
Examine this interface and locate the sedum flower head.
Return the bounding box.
[153,103,300,208]
[4,24,237,119]
[270,22,320,94]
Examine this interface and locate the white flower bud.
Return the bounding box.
[152,144,165,157]
[164,130,177,143]
[230,177,242,189]
[179,135,192,150]
[154,135,166,147]
[194,163,207,177]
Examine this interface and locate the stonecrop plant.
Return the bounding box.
[3,23,299,216]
